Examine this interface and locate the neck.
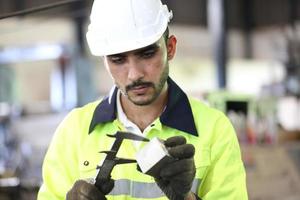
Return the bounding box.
[120,84,168,131]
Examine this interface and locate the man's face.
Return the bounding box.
[104,35,177,106]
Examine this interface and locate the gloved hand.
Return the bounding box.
[66,178,114,200]
[155,136,196,200]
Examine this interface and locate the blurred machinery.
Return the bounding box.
[284,29,300,97]
[206,91,278,144]
[0,115,21,200]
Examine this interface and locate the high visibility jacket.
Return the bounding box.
[38,78,248,200]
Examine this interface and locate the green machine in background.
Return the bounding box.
[206,90,264,144]
[206,90,278,144]
[205,90,255,117]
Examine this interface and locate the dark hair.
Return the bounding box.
[163,27,169,43]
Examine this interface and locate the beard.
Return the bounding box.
[117,64,169,106]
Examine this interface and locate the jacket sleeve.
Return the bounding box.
[37,110,80,200]
[199,114,248,200]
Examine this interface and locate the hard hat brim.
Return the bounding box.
[87,26,167,56]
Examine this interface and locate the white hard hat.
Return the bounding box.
[86,0,173,56]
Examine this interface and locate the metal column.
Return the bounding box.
[72,1,97,106]
[242,0,253,59]
[208,0,227,89]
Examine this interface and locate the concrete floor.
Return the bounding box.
[242,144,300,200]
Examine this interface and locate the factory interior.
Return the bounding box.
[0,0,300,199]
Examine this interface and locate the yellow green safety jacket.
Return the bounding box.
[38,78,248,200]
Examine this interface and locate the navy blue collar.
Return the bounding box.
[89,77,198,136]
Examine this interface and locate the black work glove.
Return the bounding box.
[155,136,196,200]
[66,179,114,200]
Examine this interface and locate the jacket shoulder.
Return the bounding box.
[60,100,102,133]
[188,97,226,120]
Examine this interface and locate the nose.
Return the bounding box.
[127,59,145,81]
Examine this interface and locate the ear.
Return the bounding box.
[166,35,177,61]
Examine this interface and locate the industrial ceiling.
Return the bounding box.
[0,0,299,29]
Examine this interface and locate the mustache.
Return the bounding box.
[126,80,154,91]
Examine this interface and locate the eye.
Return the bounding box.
[109,56,126,64]
[140,49,157,59]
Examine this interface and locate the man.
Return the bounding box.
[38,0,248,199]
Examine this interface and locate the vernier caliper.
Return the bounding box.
[94,131,149,191]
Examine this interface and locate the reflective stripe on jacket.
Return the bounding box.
[38,78,248,200]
